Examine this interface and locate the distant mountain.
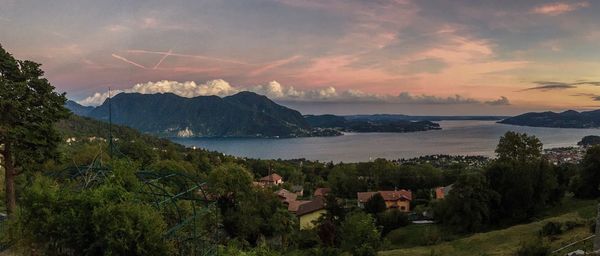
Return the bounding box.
[345,114,507,122]
[305,114,441,133]
[69,92,321,138]
[65,100,94,116]
[500,110,600,128]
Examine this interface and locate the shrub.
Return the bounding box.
[539,221,562,237]
[516,240,550,256]
[564,220,583,231]
[377,210,409,235]
[339,211,381,255]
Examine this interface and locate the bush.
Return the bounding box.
[11,175,173,255]
[339,211,381,255]
[516,240,550,256]
[539,221,563,237]
[564,220,583,231]
[377,210,409,235]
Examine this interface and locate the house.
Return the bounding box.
[287,200,310,213]
[435,184,453,200]
[259,173,284,186]
[296,197,326,230]
[357,189,412,212]
[313,187,331,198]
[275,188,297,204]
[291,185,304,196]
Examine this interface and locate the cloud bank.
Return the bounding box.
[78,79,510,107]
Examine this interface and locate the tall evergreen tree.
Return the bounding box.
[0,44,68,216]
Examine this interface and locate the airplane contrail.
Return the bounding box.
[111,54,147,69]
[250,55,302,76]
[153,49,172,69]
[127,49,247,65]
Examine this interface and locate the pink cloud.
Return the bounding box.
[532,1,589,16]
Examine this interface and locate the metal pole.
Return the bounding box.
[595,202,600,252]
[108,88,113,158]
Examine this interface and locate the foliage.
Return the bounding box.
[495,131,542,163]
[515,240,550,256]
[486,132,561,224]
[208,163,254,201]
[364,193,387,215]
[339,211,381,256]
[539,221,562,237]
[0,43,70,214]
[435,172,499,232]
[572,146,600,198]
[377,210,409,235]
[208,163,294,245]
[11,174,172,255]
[381,200,594,255]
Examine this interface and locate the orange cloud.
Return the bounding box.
[532,1,589,16]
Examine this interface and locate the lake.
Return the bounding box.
[170,121,600,162]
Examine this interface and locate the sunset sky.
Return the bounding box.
[2,0,600,115]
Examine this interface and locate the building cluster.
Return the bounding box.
[543,147,586,165]
[396,154,490,169]
[257,171,459,229]
[256,173,330,230]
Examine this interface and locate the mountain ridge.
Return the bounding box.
[499,109,600,128]
[70,92,317,138]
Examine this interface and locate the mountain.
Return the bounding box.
[71,92,318,138]
[499,110,600,128]
[305,114,441,133]
[65,100,94,116]
[344,114,507,122]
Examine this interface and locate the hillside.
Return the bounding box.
[70,92,317,138]
[380,199,597,256]
[305,114,441,133]
[56,114,185,150]
[500,110,600,128]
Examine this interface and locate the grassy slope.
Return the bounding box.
[380,199,597,256]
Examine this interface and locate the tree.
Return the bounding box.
[0,44,69,216]
[435,172,499,233]
[487,132,558,223]
[495,131,542,163]
[208,163,253,202]
[12,175,172,255]
[364,193,387,215]
[573,146,600,198]
[339,211,381,256]
[377,209,409,235]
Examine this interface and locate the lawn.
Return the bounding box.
[380,199,597,256]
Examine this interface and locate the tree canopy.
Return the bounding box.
[0,44,69,215]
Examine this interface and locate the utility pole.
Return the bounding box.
[108,88,114,159]
[594,202,600,252]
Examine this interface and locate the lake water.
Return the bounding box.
[170,121,600,162]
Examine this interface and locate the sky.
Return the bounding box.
[1,0,600,115]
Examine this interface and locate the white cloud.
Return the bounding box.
[393,92,479,105]
[485,96,511,106]
[78,79,509,106]
[78,80,237,105]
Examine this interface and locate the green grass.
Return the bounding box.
[380,199,597,256]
